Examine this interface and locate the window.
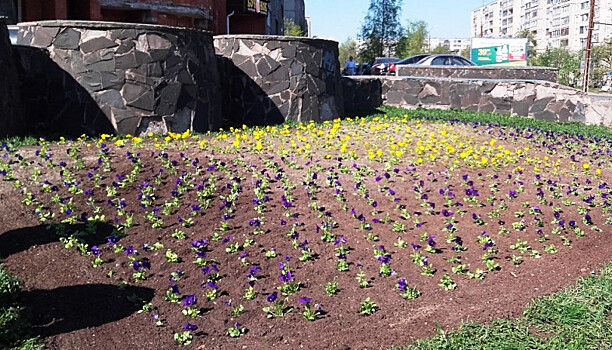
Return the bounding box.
[432,57,448,65]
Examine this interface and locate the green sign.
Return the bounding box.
[470,38,528,67]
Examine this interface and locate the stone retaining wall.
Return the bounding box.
[342,76,612,127]
[214,35,343,125]
[0,18,23,137]
[342,77,382,116]
[396,65,558,83]
[17,20,221,135]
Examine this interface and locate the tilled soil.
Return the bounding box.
[0,120,610,350]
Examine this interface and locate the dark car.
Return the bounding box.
[415,54,476,66]
[396,54,430,65]
[391,54,430,74]
[369,57,399,75]
[359,63,371,75]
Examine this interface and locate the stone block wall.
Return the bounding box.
[12,44,114,136]
[396,65,558,83]
[341,76,382,116]
[17,20,221,135]
[214,35,343,125]
[0,18,23,137]
[342,76,612,127]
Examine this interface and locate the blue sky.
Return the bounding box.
[306,0,489,42]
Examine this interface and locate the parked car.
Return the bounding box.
[415,54,476,66]
[7,25,17,45]
[396,54,430,65]
[391,54,430,74]
[369,57,399,75]
[359,63,371,75]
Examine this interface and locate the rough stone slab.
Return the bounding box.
[100,71,125,90]
[122,82,155,111]
[155,82,181,116]
[86,58,115,72]
[53,28,81,49]
[93,89,125,109]
[31,27,58,47]
[81,36,118,53]
[530,97,554,114]
[115,52,138,69]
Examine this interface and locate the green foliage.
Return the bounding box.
[358,0,404,62]
[429,45,451,54]
[339,38,359,67]
[284,18,305,37]
[0,136,38,148]
[533,47,581,86]
[516,29,538,66]
[0,266,20,304]
[392,264,612,349]
[589,38,612,87]
[460,45,471,60]
[395,20,428,58]
[0,265,42,350]
[378,106,612,139]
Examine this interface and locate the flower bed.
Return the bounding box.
[0,110,610,349]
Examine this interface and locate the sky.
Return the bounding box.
[305,0,490,42]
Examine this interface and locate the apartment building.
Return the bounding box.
[428,38,471,53]
[471,0,612,52]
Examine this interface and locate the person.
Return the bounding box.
[345,56,357,76]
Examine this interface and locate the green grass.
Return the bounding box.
[0,264,42,350]
[391,264,612,350]
[377,106,612,139]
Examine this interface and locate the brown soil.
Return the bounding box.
[0,119,611,350]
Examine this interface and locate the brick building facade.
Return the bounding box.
[0,0,284,35]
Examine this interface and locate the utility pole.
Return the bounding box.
[582,0,596,92]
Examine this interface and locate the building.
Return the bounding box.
[0,0,285,35]
[225,0,283,35]
[428,38,471,53]
[471,0,612,53]
[283,0,307,33]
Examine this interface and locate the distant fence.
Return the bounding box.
[343,76,612,127]
[395,65,558,83]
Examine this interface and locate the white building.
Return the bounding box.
[428,38,471,53]
[471,0,612,53]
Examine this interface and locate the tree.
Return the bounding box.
[533,47,581,86]
[430,45,452,54]
[516,29,538,65]
[339,38,359,66]
[590,38,612,87]
[284,18,305,37]
[460,45,471,59]
[395,20,428,58]
[358,0,404,62]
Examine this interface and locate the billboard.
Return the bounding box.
[470,38,528,66]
